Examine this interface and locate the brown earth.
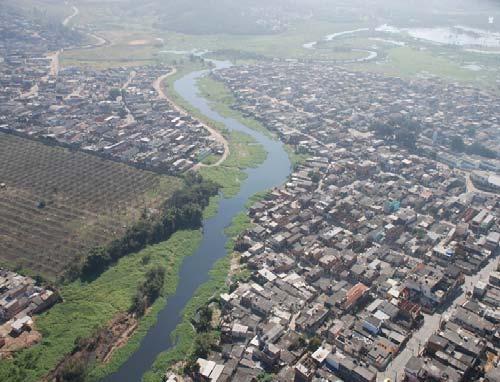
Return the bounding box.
[44,313,138,382]
[0,330,42,359]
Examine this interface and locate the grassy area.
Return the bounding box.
[285,144,309,168]
[194,75,273,197]
[200,154,222,165]
[350,44,485,84]
[202,196,220,220]
[385,46,477,80]
[0,230,202,382]
[158,20,369,61]
[198,75,308,168]
[61,42,159,69]
[198,131,267,198]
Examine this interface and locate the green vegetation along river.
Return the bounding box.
[102,60,291,381]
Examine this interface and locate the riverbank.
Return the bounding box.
[141,199,258,382]
[96,56,289,382]
[138,71,288,382]
[198,75,309,169]
[0,230,202,382]
[84,233,203,382]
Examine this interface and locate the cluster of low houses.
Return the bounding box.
[0,8,223,175]
[405,267,500,382]
[0,5,80,106]
[176,63,500,382]
[215,62,500,176]
[0,269,58,348]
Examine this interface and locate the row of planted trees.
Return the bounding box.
[65,172,219,282]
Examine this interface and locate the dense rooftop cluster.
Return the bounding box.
[215,63,500,181]
[0,269,58,349]
[405,271,500,382]
[0,8,223,175]
[0,6,81,67]
[176,64,500,382]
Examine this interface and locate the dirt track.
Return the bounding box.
[152,68,230,169]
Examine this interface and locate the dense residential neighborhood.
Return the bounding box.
[167,63,500,382]
[0,7,223,175]
[1,1,500,382]
[216,63,500,173]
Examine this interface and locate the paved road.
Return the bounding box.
[465,173,498,197]
[378,255,498,381]
[120,71,136,126]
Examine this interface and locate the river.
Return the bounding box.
[302,28,378,63]
[101,60,291,382]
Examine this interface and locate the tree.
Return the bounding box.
[234,237,251,252]
[118,108,128,118]
[129,266,165,316]
[466,127,476,138]
[466,142,497,159]
[308,171,320,183]
[81,247,110,277]
[307,336,322,351]
[108,88,122,101]
[395,127,416,150]
[450,136,465,152]
[129,290,147,316]
[140,266,166,302]
[372,121,394,139]
[193,332,216,358]
[183,358,200,375]
[257,373,275,382]
[141,254,151,265]
[194,306,213,332]
[289,335,307,351]
[60,358,87,382]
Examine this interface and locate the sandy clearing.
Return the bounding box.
[128,39,150,46]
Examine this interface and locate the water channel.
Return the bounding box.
[102,60,292,382]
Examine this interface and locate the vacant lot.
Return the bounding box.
[0,132,182,279]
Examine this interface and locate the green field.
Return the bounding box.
[365,46,477,81]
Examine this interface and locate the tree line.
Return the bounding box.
[129,266,166,316]
[450,136,497,159]
[370,117,497,160]
[65,172,219,282]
